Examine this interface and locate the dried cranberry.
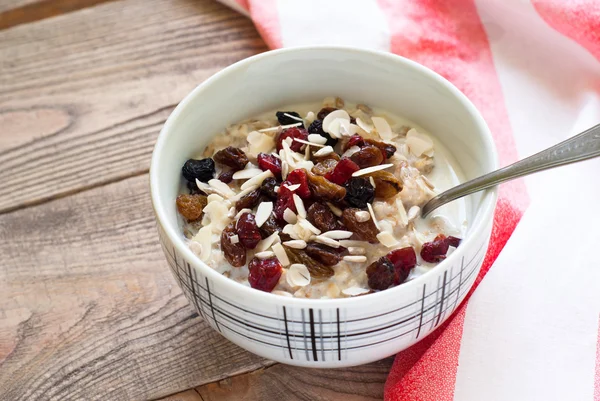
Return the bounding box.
[344,134,365,151]
[236,213,262,249]
[218,170,234,183]
[447,236,462,248]
[213,147,248,171]
[344,177,375,208]
[286,169,311,199]
[221,223,246,267]
[182,158,215,183]
[248,257,282,292]
[388,247,417,284]
[276,111,302,126]
[325,158,360,185]
[308,120,337,147]
[317,107,337,120]
[260,177,280,200]
[421,234,450,263]
[257,153,282,178]
[366,257,395,291]
[274,186,296,221]
[277,127,308,152]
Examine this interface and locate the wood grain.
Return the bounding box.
[195,359,394,401]
[0,0,267,214]
[0,0,117,30]
[0,174,273,401]
[157,389,205,401]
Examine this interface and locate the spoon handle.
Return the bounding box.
[421,123,600,217]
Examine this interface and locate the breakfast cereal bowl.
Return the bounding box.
[150,46,497,367]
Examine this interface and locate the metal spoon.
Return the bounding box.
[421,123,600,217]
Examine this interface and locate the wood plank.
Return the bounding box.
[195,359,394,401]
[0,0,266,213]
[0,174,274,401]
[0,0,117,30]
[157,389,205,401]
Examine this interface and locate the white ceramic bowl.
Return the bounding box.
[150,46,497,368]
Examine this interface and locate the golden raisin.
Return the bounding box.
[366,171,403,199]
[285,247,334,278]
[311,158,339,176]
[342,208,379,243]
[350,145,384,168]
[176,194,207,221]
[306,171,346,202]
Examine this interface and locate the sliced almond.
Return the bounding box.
[320,230,354,240]
[241,170,273,190]
[286,264,311,287]
[229,184,259,202]
[298,218,321,235]
[258,122,302,132]
[232,168,264,180]
[407,206,420,222]
[395,198,409,227]
[283,112,303,122]
[282,239,307,249]
[339,240,369,248]
[355,210,371,222]
[367,203,380,231]
[348,246,366,255]
[272,243,290,266]
[326,202,343,217]
[191,225,212,262]
[406,129,434,157]
[207,194,224,204]
[323,109,350,134]
[342,286,370,296]
[255,202,273,227]
[343,255,367,263]
[295,138,325,148]
[356,117,374,133]
[284,183,301,192]
[377,231,400,248]
[283,208,297,224]
[293,194,306,218]
[352,163,394,177]
[371,116,393,140]
[208,179,235,197]
[255,251,275,259]
[369,176,377,188]
[230,234,240,244]
[327,118,350,139]
[314,235,340,248]
[313,146,334,157]
[307,134,328,145]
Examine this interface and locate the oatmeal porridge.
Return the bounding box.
[175,97,467,299]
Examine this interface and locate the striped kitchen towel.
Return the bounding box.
[217,1,600,400]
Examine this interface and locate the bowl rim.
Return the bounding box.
[150,45,499,307]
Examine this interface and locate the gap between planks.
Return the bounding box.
[0,0,119,31]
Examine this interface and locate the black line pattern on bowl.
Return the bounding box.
[157,225,485,362]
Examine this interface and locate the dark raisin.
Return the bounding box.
[344,177,375,208]
[447,236,462,248]
[260,177,280,200]
[257,153,282,179]
[236,213,262,249]
[285,247,334,278]
[306,171,346,203]
[350,145,384,168]
[367,171,403,199]
[387,247,417,285]
[342,208,379,243]
[305,242,343,267]
[286,169,311,199]
[420,234,450,263]
[182,158,215,183]
[235,189,262,211]
[307,202,343,232]
[364,138,397,159]
[277,127,309,152]
[218,170,234,184]
[221,223,246,267]
[317,107,337,120]
[276,111,303,126]
[176,194,207,221]
[213,146,249,171]
[324,158,360,185]
[248,257,282,292]
[366,257,395,291]
[308,119,337,147]
[312,158,338,176]
[259,213,282,238]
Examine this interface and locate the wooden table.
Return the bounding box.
[0,1,394,399]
